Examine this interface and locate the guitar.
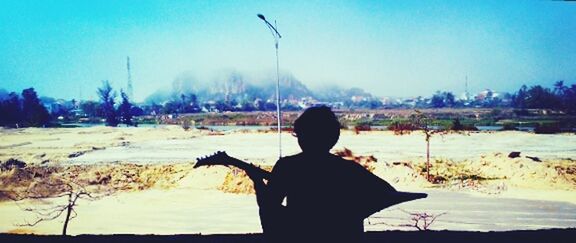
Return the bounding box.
[195,151,427,214]
[194,151,272,180]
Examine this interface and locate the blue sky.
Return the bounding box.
[1,0,575,101]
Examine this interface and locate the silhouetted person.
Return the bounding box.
[248,106,426,243]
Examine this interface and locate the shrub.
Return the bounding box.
[534,123,561,134]
[449,118,478,131]
[500,123,518,131]
[387,121,419,135]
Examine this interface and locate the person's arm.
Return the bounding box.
[253,159,288,239]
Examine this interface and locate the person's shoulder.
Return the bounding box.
[277,153,304,164]
[273,153,304,171]
[329,153,371,173]
[329,153,358,165]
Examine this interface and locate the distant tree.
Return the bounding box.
[80,101,101,118]
[525,85,558,109]
[554,81,568,96]
[0,92,23,127]
[147,103,163,115]
[130,106,144,117]
[431,92,446,108]
[553,81,571,111]
[430,91,455,108]
[357,99,383,109]
[483,96,504,108]
[162,101,180,114]
[240,100,256,112]
[118,90,133,126]
[264,102,277,111]
[254,99,266,111]
[189,93,198,105]
[444,92,455,107]
[21,88,50,127]
[214,100,230,112]
[97,80,118,127]
[185,93,200,113]
[282,103,302,111]
[566,84,576,114]
[49,100,75,121]
[511,85,528,108]
[180,94,186,113]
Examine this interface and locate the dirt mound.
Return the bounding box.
[413,153,576,193]
[218,166,272,194]
[0,162,194,201]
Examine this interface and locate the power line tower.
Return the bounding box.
[126,56,134,100]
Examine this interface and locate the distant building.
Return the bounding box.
[475,89,499,102]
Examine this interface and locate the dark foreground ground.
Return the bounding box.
[1,229,576,243]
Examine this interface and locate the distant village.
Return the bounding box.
[38,87,506,119]
[0,63,574,128]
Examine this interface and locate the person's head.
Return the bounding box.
[293,106,340,153]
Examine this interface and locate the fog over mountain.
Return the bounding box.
[144,71,369,105]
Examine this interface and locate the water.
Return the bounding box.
[61,123,279,131]
[61,123,167,128]
[198,125,279,132]
[62,123,536,132]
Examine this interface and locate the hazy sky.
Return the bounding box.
[1,0,575,102]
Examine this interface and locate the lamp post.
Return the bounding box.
[257,13,283,158]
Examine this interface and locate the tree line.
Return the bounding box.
[97,80,141,127]
[0,81,141,128]
[1,81,575,128]
[0,88,50,127]
[510,81,576,113]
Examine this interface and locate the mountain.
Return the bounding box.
[143,71,376,105]
[253,73,315,102]
[145,72,316,104]
[314,85,374,102]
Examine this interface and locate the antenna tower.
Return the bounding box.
[465,75,469,100]
[126,56,134,100]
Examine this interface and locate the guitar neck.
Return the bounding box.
[227,157,272,180]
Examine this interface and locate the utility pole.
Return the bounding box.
[257,14,283,158]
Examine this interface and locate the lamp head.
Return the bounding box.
[257,14,266,21]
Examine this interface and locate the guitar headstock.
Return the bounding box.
[194,151,233,168]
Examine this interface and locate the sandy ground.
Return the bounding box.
[0,126,575,235]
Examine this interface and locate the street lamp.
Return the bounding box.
[257,13,283,158]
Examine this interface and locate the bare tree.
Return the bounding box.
[369,209,447,231]
[410,111,439,181]
[397,209,446,231]
[391,110,446,181]
[10,179,117,235]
